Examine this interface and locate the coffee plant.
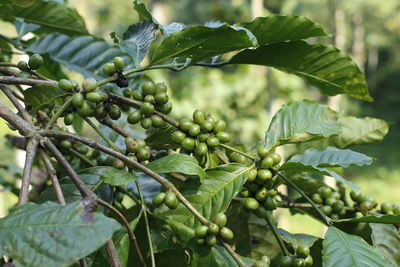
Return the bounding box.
[0,1,399,267]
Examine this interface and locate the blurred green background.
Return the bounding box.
[1,0,399,236]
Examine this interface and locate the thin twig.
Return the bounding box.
[18,137,39,205]
[45,96,72,129]
[0,84,31,122]
[0,104,36,136]
[0,76,57,86]
[83,117,123,153]
[218,238,249,267]
[105,240,122,267]
[219,144,256,160]
[99,117,131,138]
[69,148,96,167]
[38,149,66,205]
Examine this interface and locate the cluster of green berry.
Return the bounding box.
[251,256,271,267]
[240,148,281,218]
[311,186,345,220]
[16,54,43,78]
[279,245,313,267]
[350,190,400,216]
[171,110,231,161]
[103,56,128,87]
[125,81,172,129]
[194,213,234,246]
[124,137,152,163]
[152,191,179,209]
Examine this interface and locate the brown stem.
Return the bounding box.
[18,137,39,205]
[218,238,249,267]
[0,76,57,86]
[79,258,88,267]
[105,240,122,267]
[0,104,36,136]
[97,199,147,267]
[0,84,31,122]
[99,117,131,138]
[38,149,66,205]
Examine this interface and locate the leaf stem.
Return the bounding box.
[265,212,290,256]
[135,181,156,267]
[277,172,332,225]
[45,96,72,129]
[219,144,256,160]
[69,148,96,167]
[83,117,123,153]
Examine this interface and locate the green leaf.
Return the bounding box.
[265,100,341,149]
[277,228,318,249]
[0,201,121,267]
[133,0,156,23]
[98,166,138,186]
[158,164,251,228]
[331,116,389,148]
[191,245,255,267]
[229,41,372,101]
[112,20,157,66]
[145,124,180,149]
[27,33,133,79]
[22,85,67,112]
[8,0,36,7]
[39,167,113,204]
[281,147,372,190]
[334,214,400,224]
[151,24,257,65]
[238,14,327,45]
[0,1,88,35]
[370,223,400,267]
[147,154,206,182]
[323,227,389,267]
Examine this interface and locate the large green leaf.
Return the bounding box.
[112,20,158,66]
[151,24,257,65]
[147,154,206,182]
[22,85,67,112]
[230,41,372,101]
[335,214,400,224]
[0,0,88,35]
[158,164,251,228]
[281,147,372,190]
[0,201,121,267]
[277,228,318,249]
[98,166,138,186]
[323,227,389,267]
[370,223,400,267]
[331,116,389,148]
[265,100,341,149]
[27,33,133,79]
[238,14,327,45]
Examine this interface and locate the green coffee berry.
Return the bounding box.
[216,132,231,143]
[208,223,220,235]
[219,227,234,241]
[58,79,75,91]
[152,192,166,207]
[193,110,205,124]
[194,143,208,156]
[182,137,195,151]
[113,56,125,70]
[132,90,143,101]
[164,192,179,209]
[142,81,156,95]
[64,113,75,125]
[260,156,274,169]
[214,213,227,228]
[82,78,97,92]
[150,115,164,127]
[28,54,43,70]
[127,110,142,124]
[113,159,126,169]
[206,136,220,147]
[103,63,116,76]
[171,130,186,144]
[195,225,209,238]
[140,117,152,129]
[86,92,103,103]
[244,197,259,210]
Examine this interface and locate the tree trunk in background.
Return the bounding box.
[352,12,365,72]
[367,47,379,93]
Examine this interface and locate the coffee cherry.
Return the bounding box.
[194,143,208,156]
[113,56,124,70]
[64,113,75,125]
[214,213,227,228]
[78,101,92,116]
[127,110,142,124]
[188,124,201,137]
[164,192,179,209]
[205,235,217,246]
[304,255,313,267]
[140,117,152,129]
[103,63,116,76]
[113,159,126,169]
[195,225,209,238]
[132,90,143,101]
[60,140,72,149]
[332,191,341,200]
[125,138,140,153]
[137,147,151,161]
[216,132,231,143]
[292,258,305,267]
[179,119,193,132]
[260,156,274,169]
[155,82,167,92]
[193,110,205,124]
[182,137,195,151]
[144,95,155,103]
[72,93,84,108]
[270,152,281,165]
[360,201,373,211]
[258,147,269,158]
[200,120,214,132]
[15,61,26,71]
[296,245,310,258]
[140,102,155,116]
[28,54,43,70]
[157,102,172,114]
[108,104,121,120]
[325,197,336,206]
[280,256,293,267]
[255,188,268,202]
[152,192,166,207]
[256,169,272,184]
[263,197,277,211]
[318,187,332,199]
[219,227,234,241]
[381,202,393,214]
[82,78,97,92]
[150,115,164,127]
[58,79,74,91]
[247,168,258,182]
[142,82,156,95]
[154,92,168,105]
[244,198,259,210]
[255,206,268,218]
[213,120,226,132]
[86,92,103,103]
[208,223,220,235]
[332,200,345,213]
[196,239,204,245]
[95,105,107,119]
[321,205,333,216]
[261,256,271,264]
[171,131,186,144]
[312,193,323,204]
[206,136,220,147]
